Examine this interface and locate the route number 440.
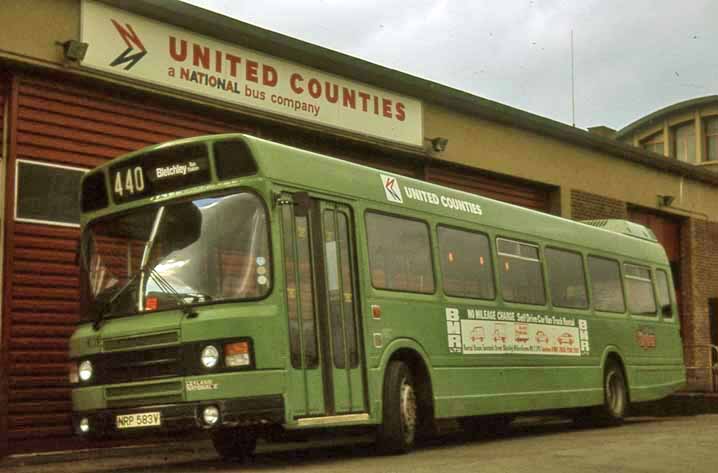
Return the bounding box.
[114,166,145,197]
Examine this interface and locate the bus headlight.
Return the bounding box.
[202,405,220,426]
[78,360,93,382]
[201,345,219,368]
[79,417,90,434]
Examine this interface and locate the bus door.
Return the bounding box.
[281,194,366,419]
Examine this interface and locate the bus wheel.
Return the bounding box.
[597,361,628,424]
[211,427,257,462]
[377,361,417,454]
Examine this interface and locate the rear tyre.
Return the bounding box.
[211,428,257,462]
[377,361,417,454]
[595,361,628,425]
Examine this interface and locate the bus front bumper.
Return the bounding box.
[72,395,284,437]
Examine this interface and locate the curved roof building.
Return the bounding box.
[617,95,718,172]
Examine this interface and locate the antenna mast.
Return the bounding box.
[571,29,575,127]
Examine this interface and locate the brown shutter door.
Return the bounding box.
[5,75,251,453]
[0,84,5,137]
[627,208,682,317]
[426,162,551,212]
[0,78,8,456]
[627,209,681,262]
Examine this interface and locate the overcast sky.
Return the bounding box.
[181,0,717,131]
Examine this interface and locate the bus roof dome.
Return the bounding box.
[580,219,658,243]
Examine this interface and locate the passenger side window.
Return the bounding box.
[366,212,435,294]
[438,226,495,300]
[497,238,545,305]
[625,264,657,316]
[588,256,625,313]
[545,248,588,309]
[655,269,673,318]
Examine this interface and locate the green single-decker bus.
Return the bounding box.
[70,134,685,458]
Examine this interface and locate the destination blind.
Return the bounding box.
[109,143,211,204]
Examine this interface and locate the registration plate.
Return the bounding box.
[116,411,161,429]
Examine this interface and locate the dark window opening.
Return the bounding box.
[497,238,545,305]
[545,247,588,309]
[81,171,109,213]
[214,140,258,180]
[624,264,657,315]
[438,226,495,300]
[366,212,434,294]
[16,160,85,226]
[588,256,625,313]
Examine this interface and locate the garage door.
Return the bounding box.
[627,208,682,311]
[3,74,251,453]
[426,162,551,212]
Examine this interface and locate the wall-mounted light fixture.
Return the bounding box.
[657,194,675,207]
[426,137,449,153]
[57,40,89,62]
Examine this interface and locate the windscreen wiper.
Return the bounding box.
[93,206,166,331]
[92,269,144,331]
[147,268,199,318]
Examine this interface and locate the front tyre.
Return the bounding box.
[211,427,257,462]
[377,361,418,454]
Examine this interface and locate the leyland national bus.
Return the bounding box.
[69,134,685,459]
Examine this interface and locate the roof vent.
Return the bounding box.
[580,219,657,242]
[582,219,608,228]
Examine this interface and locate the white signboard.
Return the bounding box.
[80,0,423,147]
[446,308,591,357]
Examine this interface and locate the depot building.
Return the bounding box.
[1,0,717,456]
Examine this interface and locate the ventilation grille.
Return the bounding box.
[97,347,183,385]
[105,381,183,399]
[103,331,179,351]
[581,219,608,228]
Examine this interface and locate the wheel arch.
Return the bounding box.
[600,345,631,401]
[378,339,435,427]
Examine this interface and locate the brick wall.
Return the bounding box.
[571,189,628,220]
[682,218,718,390]
[570,190,718,391]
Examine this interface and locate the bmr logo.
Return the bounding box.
[110,19,147,70]
[380,174,403,203]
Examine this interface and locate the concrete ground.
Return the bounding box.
[2,414,716,473]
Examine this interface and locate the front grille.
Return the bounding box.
[105,381,183,398]
[96,346,183,385]
[104,331,179,351]
[107,394,184,408]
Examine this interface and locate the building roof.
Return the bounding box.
[101,0,718,187]
[616,95,718,139]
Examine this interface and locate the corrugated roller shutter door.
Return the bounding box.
[7,76,249,451]
[426,163,550,212]
[1,86,5,141]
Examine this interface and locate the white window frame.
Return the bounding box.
[705,116,718,162]
[624,263,652,282]
[14,159,88,228]
[623,262,657,317]
[496,237,541,262]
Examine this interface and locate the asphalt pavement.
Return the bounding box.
[2,414,716,473]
